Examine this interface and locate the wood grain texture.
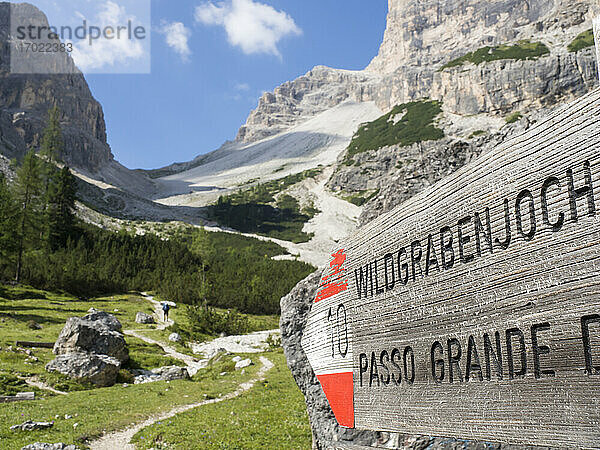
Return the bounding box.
[594,16,600,83]
[305,89,600,447]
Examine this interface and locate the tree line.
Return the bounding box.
[0,108,315,317]
[0,107,203,303]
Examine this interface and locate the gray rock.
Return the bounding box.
[353,103,556,226]
[53,312,128,363]
[0,4,112,170]
[84,308,122,331]
[21,444,78,450]
[10,421,53,432]
[168,332,182,343]
[234,359,253,369]
[152,366,189,381]
[280,270,380,449]
[133,366,190,384]
[135,312,155,325]
[45,352,121,387]
[232,356,242,363]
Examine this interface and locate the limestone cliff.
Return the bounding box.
[236,0,598,147]
[0,3,178,215]
[0,3,112,170]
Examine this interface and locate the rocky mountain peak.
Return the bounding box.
[0,2,113,170]
[367,0,560,73]
[233,0,599,147]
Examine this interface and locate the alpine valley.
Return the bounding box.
[1,0,599,448]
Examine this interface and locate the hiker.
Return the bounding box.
[162,302,170,321]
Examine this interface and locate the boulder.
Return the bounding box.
[133,366,190,384]
[280,270,380,448]
[135,312,155,324]
[168,332,182,343]
[152,366,189,381]
[53,313,128,363]
[84,308,122,331]
[10,421,53,432]
[234,359,253,370]
[21,444,78,450]
[46,352,121,387]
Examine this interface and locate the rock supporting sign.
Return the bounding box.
[302,88,600,447]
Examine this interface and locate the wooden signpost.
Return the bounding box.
[302,88,600,447]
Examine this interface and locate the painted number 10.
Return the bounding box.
[328,304,348,358]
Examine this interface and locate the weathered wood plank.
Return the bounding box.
[15,341,54,349]
[302,88,600,447]
[0,392,35,403]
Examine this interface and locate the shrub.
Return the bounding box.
[344,101,444,162]
[441,40,550,70]
[342,189,380,207]
[470,130,486,138]
[506,112,523,124]
[26,320,42,330]
[186,303,249,337]
[568,29,594,53]
[116,369,135,384]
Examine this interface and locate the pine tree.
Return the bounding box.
[46,166,77,251]
[13,150,43,283]
[40,106,64,164]
[0,174,18,267]
[39,106,64,214]
[191,228,213,301]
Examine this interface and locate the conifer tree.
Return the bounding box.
[46,166,76,251]
[0,174,18,267]
[39,106,64,211]
[191,228,213,301]
[40,106,64,164]
[13,150,43,283]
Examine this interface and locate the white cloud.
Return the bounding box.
[159,21,192,61]
[195,0,301,57]
[69,1,147,72]
[235,82,250,91]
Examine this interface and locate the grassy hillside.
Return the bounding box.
[441,40,550,70]
[568,29,594,52]
[131,352,310,450]
[0,286,310,449]
[0,288,174,393]
[344,100,444,165]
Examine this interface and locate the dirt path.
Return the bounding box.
[89,356,274,450]
[141,293,174,330]
[22,377,68,396]
[89,294,277,449]
[123,328,206,376]
[125,293,205,375]
[16,375,68,396]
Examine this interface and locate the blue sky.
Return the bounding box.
[19,0,388,169]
